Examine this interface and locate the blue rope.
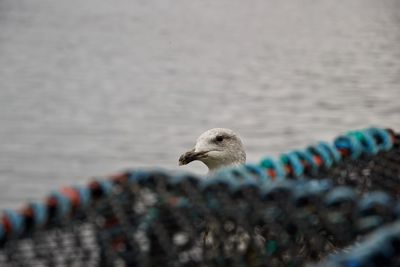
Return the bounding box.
[334,135,363,159]
[259,157,286,179]
[318,141,342,163]
[230,167,259,189]
[48,192,72,221]
[29,203,48,228]
[97,180,114,196]
[74,185,91,209]
[280,151,304,177]
[310,143,334,168]
[243,164,270,184]
[3,210,24,237]
[358,192,393,214]
[294,149,319,174]
[367,127,393,151]
[346,130,378,155]
[325,186,357,207]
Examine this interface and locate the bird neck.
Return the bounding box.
[206,161,244,173]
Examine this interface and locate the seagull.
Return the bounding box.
[179,128,246,173]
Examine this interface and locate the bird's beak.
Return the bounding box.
[179,149,207,166]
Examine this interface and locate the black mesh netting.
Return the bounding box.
[0,129,399,267]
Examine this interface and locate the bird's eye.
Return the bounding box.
[215,135,224,142]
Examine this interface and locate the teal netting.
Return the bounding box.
[0,127,399,267]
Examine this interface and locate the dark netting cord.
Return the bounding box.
[0,127,399,267]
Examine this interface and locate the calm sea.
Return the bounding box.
[0,0,399,208]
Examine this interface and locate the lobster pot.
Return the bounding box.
[0,128,399,267]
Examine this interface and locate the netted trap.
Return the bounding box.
[0,127,399,267]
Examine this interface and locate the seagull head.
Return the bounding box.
[179,128,246,172]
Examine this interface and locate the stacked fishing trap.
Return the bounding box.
[0,127,399,267]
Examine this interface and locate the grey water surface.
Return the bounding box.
[0,0,399,208]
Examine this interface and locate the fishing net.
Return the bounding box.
[0,127,399,267]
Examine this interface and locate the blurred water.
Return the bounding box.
[0,0,399,208]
